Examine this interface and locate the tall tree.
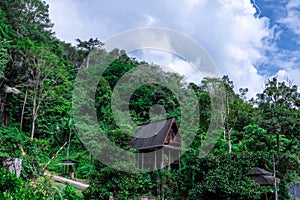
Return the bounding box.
[0,8,16,126]
[13,38,74,139]
[75,38,104,68]
[255,77,300,160]
[200,76,249,153]
[0,0,53,41]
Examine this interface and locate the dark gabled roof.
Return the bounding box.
[250,175,279,186]
[131,118,177,150]
[61,159,78,164]
[247,167,280,186]
[246,167,273,176]
[59,159,79,166]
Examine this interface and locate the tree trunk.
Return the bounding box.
[31,115,36,140]
[67,129,72,158]
[20,87,28,131]
[228,129,232,153]
[31,82,39,140]
[276,131,280,162]
[86,54,90,68]
[265,192,268,200]
[225,125,233,153]
[1,93,7,126]
[273,154,278,200]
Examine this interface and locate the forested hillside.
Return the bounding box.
[0,0,300,200]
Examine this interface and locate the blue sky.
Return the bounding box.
[253,0,300,75]
[45,0,300,98]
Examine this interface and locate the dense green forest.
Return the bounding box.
[0,0,300,199]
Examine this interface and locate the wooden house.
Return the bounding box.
[131,118,181,170]
[247,167,280,200]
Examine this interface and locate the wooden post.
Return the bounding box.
[71,172,75,180]
[178,151,181,169]
[161,149,164,168]
[142,152,144,170]
[137,152,140,169]
[168,149,171,170]
[154,150,157,169]
[162,173,165,200]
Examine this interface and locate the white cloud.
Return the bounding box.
[129,50,199,83]
[279,0,300,35]
[145,15,156,26]
[45,0,274,98]
[275,68,300,88]
[186,0,208,7]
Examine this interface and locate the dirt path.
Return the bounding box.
[45,173,89,190]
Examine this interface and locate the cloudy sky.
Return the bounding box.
[44,0,300,98]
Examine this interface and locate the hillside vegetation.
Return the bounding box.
[0,1,299,199]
